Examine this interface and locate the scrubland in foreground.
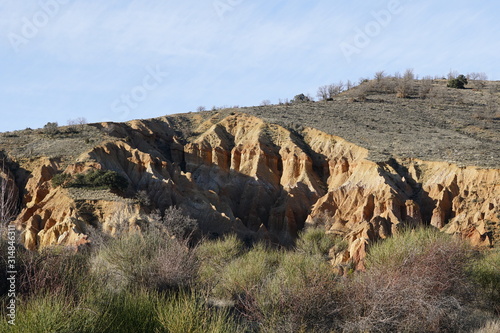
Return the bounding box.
[1,222,499,333]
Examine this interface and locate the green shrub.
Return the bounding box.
[295,227,338,257]
[90,289,163,333]
[254,252,340,332]
[366,226,451,269]
[81,169,128,191]
[51,173,72,188]
[215,243,282,300]
[156,290,240,333]
[469,249,500,314]
[291,93,311,103]
[196,234,246,290]
[0,293,96,333]
[447,74,468,89]
[51,169,129,191]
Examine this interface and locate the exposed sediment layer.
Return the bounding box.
[4,113,498,267]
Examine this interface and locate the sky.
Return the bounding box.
[0,0,499,132]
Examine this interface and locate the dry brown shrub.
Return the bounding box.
[18,248,89,298]
[152,239,198,291]
[340,231,478,332]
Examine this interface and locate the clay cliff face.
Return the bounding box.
[5,113,499,267]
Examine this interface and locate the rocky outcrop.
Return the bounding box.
[7,112,499,267]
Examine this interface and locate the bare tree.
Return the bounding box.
[260,100,271,106]
[403,68,415,81]
[317,85,329,101]
[447,69,459,80]
[374,71,385,82]
[0,158,18,228]
[468,72,488,89]
[76,117,87,125]
[419,76,434,99]
[328,81,344,98]
[346,80,354,90]
[396,69,416,98]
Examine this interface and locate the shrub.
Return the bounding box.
[214,243,282,300]
[317,85,329,101]
[87,169,128,191]
[153,239,198,292]
[374,70,385,82]
[419,76,434,98]
[468,249,500,314]
[317,82,346,101]
[474,319,500,333]
[43,122,59,136]
[90,289,163,333]
[252,252,341,332]
[51,169,129,191]
[51,173,72,188]
[396,78,413,98]
[341,227,477,332]
[0,293,96,333]
[162,206,199,241]
[135,189,151,206]
[207,240,342,332]
[17,247,91,298]
[448,74,468,89]
[156,290,240,333]
[196,234,246,290]
[291,93,311,103]
[295,227,337,257]
[91,230,197,292]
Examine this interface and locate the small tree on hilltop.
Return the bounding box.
[292,93,311,103]
[43,122,59,136]
[447,74,468,89]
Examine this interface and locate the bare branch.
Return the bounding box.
[0,158,18,227]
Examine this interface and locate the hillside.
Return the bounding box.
[236,78,500,168]
[1,78,499,268]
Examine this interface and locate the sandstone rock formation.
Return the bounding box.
[3,112,499,268]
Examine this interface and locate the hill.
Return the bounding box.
[1,78,499,266]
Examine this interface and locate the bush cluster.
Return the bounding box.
[448,74,469,89]
[51,169,129,191]
[43,122,59,136]
[0,226,498,332]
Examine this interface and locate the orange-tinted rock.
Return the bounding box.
[5,113,498,264]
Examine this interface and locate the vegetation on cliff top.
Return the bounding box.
[51,169,129,192]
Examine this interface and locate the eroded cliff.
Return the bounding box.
[3,112,499,267]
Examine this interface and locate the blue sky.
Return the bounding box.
[0,0,499,132]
